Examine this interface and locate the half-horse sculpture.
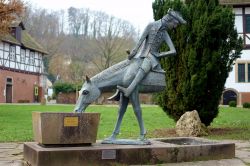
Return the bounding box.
[74,58,166,144]
[74,9,186,144]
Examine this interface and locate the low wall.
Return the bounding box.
[96,92,154,105]
[241,92,250,104]
[56,92,154,104]
[56,92,77,104]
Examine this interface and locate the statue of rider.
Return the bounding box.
[117,8,186,97]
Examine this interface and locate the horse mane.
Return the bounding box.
[92,59,130,83]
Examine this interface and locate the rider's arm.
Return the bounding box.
[158,31,176,58]
[128,24,150,59]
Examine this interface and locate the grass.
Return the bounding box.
[206,106,250,140]
[0,104,250,142]
[0,104,175,142]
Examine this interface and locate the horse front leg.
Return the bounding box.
[130,87,146,141]
[106,93,129,140]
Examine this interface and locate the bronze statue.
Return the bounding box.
[74,8,186,144]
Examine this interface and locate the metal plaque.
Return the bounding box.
[102,149,116,159]
[64,117,78,127]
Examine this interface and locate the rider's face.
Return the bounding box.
[167,19,179,29]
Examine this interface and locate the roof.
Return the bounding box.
[21,31,48,54]
[10,20,25,30]
[220,0,250,5]
[0,34,20,45]
[0,21,48,54]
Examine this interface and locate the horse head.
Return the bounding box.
[74,76,101,112]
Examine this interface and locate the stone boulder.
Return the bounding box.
[176,110,208,137]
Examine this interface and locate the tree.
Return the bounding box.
[68,7,82,37]
[90,14,136,71]
[48,54,85,83]
[67,61,85,83]
[48,54,69,82]
[153,0,243,126]
[23,7,64,55]
[23,6,136,80]
[0,0,24,35]
[23,7,67,82]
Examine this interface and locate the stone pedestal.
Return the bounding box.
[24,137,235,166]
[32,112,100,145]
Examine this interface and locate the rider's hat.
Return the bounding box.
[162,8,187,24]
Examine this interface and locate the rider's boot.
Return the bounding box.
[117,68,146,97]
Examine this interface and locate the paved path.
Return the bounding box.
[0,143,23,166]
[0,140,249,166]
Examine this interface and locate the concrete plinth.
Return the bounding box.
[24,137,235,166]
[32,112,100,145]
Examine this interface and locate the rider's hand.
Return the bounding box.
[128,49,137,60]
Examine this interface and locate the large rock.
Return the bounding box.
[176,110,208,137]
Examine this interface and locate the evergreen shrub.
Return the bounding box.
[53,82,82,96]
[243,102,250,109]
[228,101,236,107]
[152,0,242,126]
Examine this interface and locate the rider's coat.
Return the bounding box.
[135,20,168,73]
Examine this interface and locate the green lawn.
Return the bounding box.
[206,106,250,140]
[0,104,250,142]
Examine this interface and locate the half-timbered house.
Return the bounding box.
[0,21,47,103]
[219,0,250,105]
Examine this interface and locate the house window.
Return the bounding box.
[236,61,250,83]
[9,45,15,61]
[246,15,250,33]
[6,77,12,84]
[234,7,250,47]
[29,51,35,64]
[20,49,25,63]
[238,63,245,82]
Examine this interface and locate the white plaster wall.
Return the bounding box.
[0,42,3,65]
[0,42,44,74]
[225,50,250,92]
[0,41,3,49]
[224,7,250,93]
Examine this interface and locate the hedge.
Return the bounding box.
[53,82,82,96]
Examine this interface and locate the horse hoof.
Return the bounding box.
[74,110,82,113]
[104,134,117,141]
[138,135,146,141]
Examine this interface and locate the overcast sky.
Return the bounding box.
[24,0,155,32]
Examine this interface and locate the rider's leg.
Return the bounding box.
[117,58,151,97]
